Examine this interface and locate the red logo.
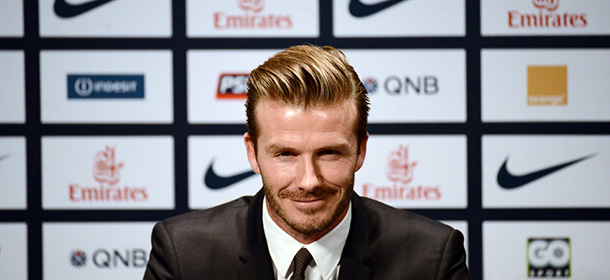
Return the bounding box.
[508,0,587,28]
[92,146,124,186]
[386,145,417,184]
[362,145,441,201]
[214,0,293,30]
[217,73,249,99]
[533,0,559,12]
[238,0,265,13]
[69,146,148,202]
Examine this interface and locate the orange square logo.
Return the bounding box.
[527,65,568,106]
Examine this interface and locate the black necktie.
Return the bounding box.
[291,248,313,280]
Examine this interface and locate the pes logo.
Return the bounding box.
[527,238,571,278]
[217,73,249,99]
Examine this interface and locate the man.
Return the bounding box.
[143,45,472,280]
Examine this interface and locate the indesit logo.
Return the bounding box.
[217,73,249,99]
[214,0,293,30]
[527,65,567,106]
[527,238,571,278]
[69,146,148,202]
[361,145,441,201]
[69,248,148,269]
[508,0,587,29]
[363,75,439,95]
[68,74,144,99]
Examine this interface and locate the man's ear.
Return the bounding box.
[244,132,261,174]
[355,132,369,172]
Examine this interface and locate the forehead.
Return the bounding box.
[254,99,358,139]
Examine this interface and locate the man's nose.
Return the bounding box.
[298,156,321,191]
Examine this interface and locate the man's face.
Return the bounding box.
[244,99,367,242]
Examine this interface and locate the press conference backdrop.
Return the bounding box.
[1,0,609,279]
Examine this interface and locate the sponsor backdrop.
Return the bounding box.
[0,1,608,279]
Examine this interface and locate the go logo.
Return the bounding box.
[527,238,571,278]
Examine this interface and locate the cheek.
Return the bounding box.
[259,161,295,187]
[318,161,356,186]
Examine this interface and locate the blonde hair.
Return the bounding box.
[246,45,369,147]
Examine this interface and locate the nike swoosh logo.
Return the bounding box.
[497,154,596,189]
[204,159,257,190]
[54,0,115,19]
[0,154,9,161]
[349,0,408,18]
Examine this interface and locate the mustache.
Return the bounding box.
[278,186,338,200]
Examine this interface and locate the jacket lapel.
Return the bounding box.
[238,190,275,280]
[338,194,372,280]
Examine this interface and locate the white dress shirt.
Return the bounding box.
[262,198,352,280]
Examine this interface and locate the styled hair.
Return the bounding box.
[245,45,369,148]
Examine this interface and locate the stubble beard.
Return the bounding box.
[263,178,353,236]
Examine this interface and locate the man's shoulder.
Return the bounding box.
[359,196,456,239]
[159,195,255,233]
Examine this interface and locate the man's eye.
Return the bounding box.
[321,150,339,155]
[277,151,294,157]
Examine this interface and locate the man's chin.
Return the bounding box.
[284,213,334,235]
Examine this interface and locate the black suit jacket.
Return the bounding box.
[143,190,472,280]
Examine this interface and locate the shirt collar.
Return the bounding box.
[263,197,352,279]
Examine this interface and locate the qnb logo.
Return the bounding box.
[361,77,378,94]
[367,75,438,96]
[68,74,144,99]
[527,238,571,278]
[214,0,293,30]
[70,249,148,269]
[217,73,249,99]
[69,146,148,203]
[70,250,87,267]
[361,145,441,201]
[508,0,587,29]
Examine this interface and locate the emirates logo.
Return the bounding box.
[508,0,586,29]
[69,145,148,203]
[214,0,292,29]
[238,0,264,13]
[92,146,124,186]
[532,0,559,12]
[386,145,418,184]
[361,144,440,201]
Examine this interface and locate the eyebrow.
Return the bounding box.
[264,143,351,154]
